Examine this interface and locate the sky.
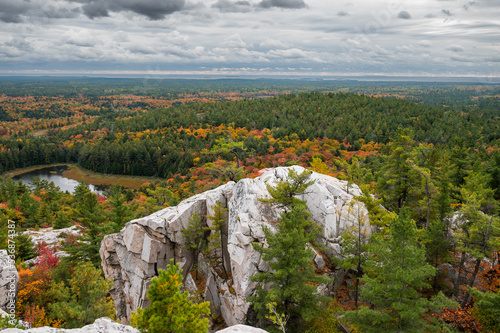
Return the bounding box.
[0,0,499,78]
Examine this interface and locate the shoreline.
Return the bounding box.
[1,164,164,190]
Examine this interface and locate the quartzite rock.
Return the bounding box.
[2,317,139,333]
[100,166,371,326]
[215,324,268,333]
[0,250,19,314]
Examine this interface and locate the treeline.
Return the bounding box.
[1,92,500,179]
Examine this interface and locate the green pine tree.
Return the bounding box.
[131,259,210,333]
[49,261,115,328]
[182,211,207,279]
[469,287,500,331]
[16,232,36,262]
[345,210,456,332]
[249,169,329,331]
[337,197,371,308]
[454,170,500,306]
[376,129,419,212]
[65,191,110,266]
[108,185,138,232]
[204,200,228,278]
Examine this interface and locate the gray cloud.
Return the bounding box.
[77,0,185,20]
[0,0,80,23]
[398,11,411,19]
[463,1,476,11]
[212,0,252,13]
[44,6,81,19]
[82,2,109,19]
[258,0,307,9]
[0,0,32,23]
[5,38,33,52]
[447,45,463,52]
[0,0,498,77]
[418,40,432,48]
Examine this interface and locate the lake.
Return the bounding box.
[12,165,107,195]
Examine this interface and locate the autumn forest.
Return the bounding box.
[1,77,500,332]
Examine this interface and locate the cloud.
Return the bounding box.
[0,0,33,23]
[0,0,81,23]
[220,34,248,48]
[398,11,411,19]
[446,45,464,52]
[77,0,186,20]
[5,37,32,52]
[258,0,308,9]
[63,29,97,47]
[485,56,500,63]
[268,48,308,59]
[463,1,476,11]
[418,40,432,48]
[259,38,289,49]
[441,9,453,16]
[212,0,252,13]
[337,11,348,17]
[82,1,109,19]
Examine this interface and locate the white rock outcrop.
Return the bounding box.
[0,250,19,314]
[23,225,81,248]
[23,226,81,264]
[100,166,371,326]
[2,317,139,333]
[215,324,268,333]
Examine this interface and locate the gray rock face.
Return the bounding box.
[2,317,139,333]
[0,250,19,314]
[100,166,371,326]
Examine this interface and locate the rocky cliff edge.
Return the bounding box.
[100,166,371,326]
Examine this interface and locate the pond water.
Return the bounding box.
[12,165,107,195]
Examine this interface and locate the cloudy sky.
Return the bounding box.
[0,0,499,77]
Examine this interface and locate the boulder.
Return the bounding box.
[2,317,139,333]
[215,324,268,333]
[0,250,19,314]
[100,166,371,326]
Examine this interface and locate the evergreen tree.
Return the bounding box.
[53,211,71,230]
[337,198,370,308]
[205,200,228,278]
[249,169,329,331]
[16,232,36,262]
[454,171,500,306]
[65,191,110,266]
[209,137,245,168]
[406,143,439,228]
[376,129,418,212]
[423,219,452,289]
[345,210,455,332]
[108,185,138,232]
[131,259,210,333]
[49,261,115,328]
[469,287,500,331]
[182,212,207,279]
